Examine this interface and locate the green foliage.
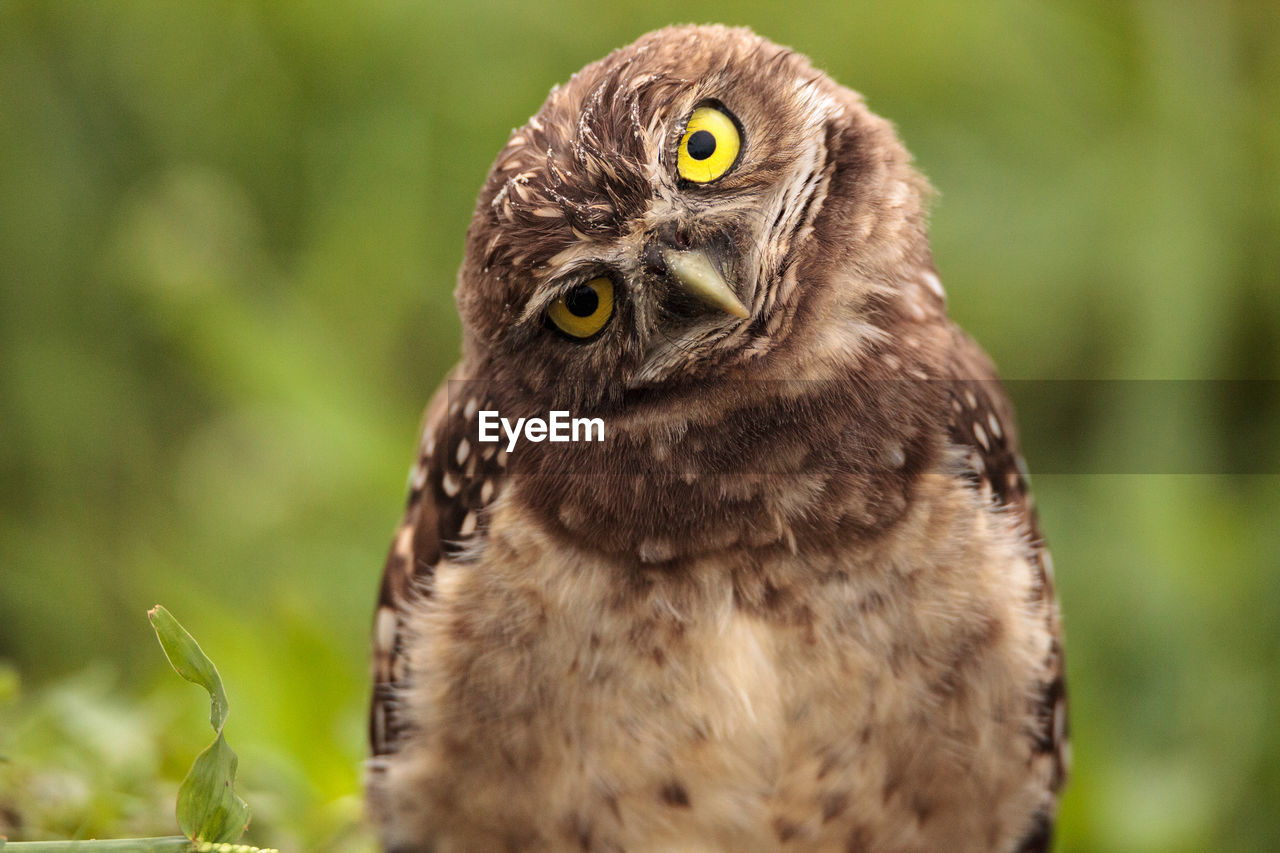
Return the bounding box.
[1,2,1278,851]
[0,610,273,851]
[0,668,179,842]
[147,607,250,844]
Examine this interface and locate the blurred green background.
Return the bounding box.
[2,1,1278,849]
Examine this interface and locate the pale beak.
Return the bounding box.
[660,248,750,319]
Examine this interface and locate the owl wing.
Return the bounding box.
[369,368,506,761]
[942,325,1069,848]
[943,326,1039,526]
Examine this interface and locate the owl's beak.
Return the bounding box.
[659,248,751,319]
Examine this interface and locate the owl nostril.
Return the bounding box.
[654,221,691,251]
[642,240,667,277]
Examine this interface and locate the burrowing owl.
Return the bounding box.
[367,25,1067,852]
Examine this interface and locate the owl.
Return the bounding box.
[367,25,1067,853]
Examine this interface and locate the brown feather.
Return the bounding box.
[368,24,1066,852]
[369,372,508,760]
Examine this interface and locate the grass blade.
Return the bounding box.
[2,838,192,851]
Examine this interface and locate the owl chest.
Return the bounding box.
[407,492,1049,851]
[420,548,794,844]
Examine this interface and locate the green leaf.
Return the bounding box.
[148,606,250,843]
[148,606,228,732]
[175,732,250,843]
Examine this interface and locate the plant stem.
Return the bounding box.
[3,838,193,851]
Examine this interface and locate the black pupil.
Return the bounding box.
[686,129,717,161]
[564,285,599,317]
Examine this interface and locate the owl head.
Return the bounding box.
[455,25,938,413]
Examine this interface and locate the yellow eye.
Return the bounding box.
[677,105,741,183]
[547,277,614,339]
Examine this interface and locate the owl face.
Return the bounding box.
[456,25,932,412]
